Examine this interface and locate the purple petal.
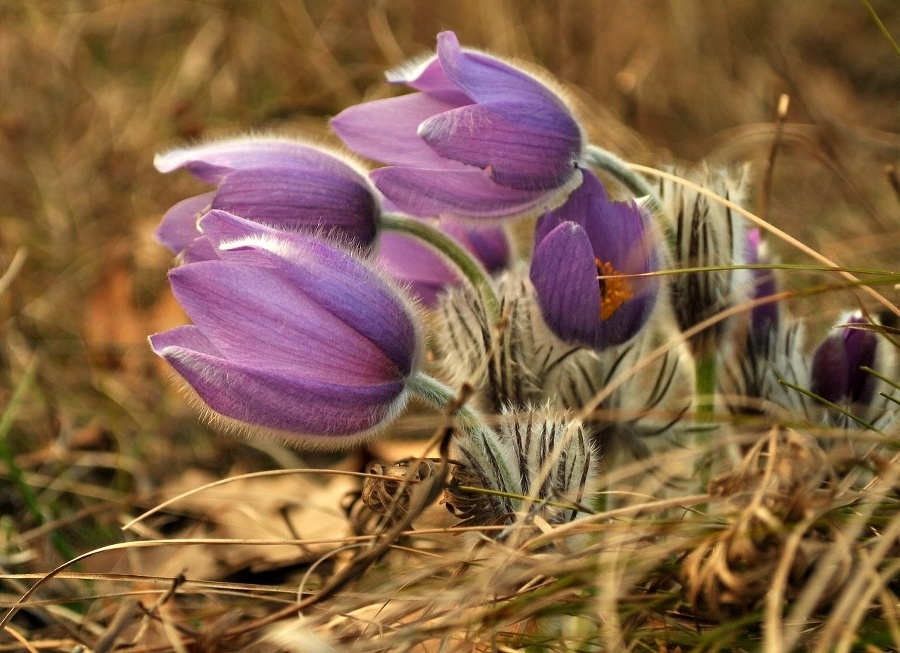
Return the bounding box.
[749,245,780,341]
[331,93,469,168]
[745,228,761,265]
[436,32,577,117]
[440,219,510,273]
[419,101,581,191]
[537,171,658,295]
[534,170,608,243]
[181,235,221,264]
[155,138,367,185]
[386,53,472,105]
[194,211,420,374]
[842,319,878,405]
[531,172,659,349]
[810,335,850,404]
[596,271,657,347]
[169,261,396,384]
[377,231,459,307]
[197,209,275,245]
[594,202,657,275]
[579,193,643,261]
[370,166,559,219]
[212,165,378,246]
[151,324,219,357]
[530,222,600,344]
[586,203,659,346]
[150,326,405,438]
[155,192,215,253]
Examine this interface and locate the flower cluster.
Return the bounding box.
[150,31,898,530]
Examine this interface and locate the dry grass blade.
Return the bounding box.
[782,452,900,651]
[630,164,900,320]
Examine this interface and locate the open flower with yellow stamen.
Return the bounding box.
[529,169,661,351]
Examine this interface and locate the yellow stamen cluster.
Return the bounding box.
[595,258,634,321]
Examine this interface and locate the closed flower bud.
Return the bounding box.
[808,312,896,429]
[149,210,423,448]
[432,269,564,412]
[446,407,599,528]
[721,230,809,417]
[658,164,752,353]
[154,137,380,257]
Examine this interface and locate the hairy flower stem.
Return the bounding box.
[583,145,663,213]
[407,371,516,489]
[694,351,717,421]
[380,213,500,319]
[694,350,718,487]
[407,372,489,436]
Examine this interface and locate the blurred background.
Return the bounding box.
[0,0,898,613]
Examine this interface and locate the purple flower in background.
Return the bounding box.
[810,314,879,408]
[529,170,660,350]
[377,220,510,306]
[746,229,780,345]
[443,220,510,273]
[331,31,584,220]
[149,210,423,447]
[154,137,380,255]
[721,229,806,417]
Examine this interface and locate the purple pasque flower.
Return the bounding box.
[721,229,809,417]
[154,137,380,255]
[331,31,584,220]
[745,229,780,345]
[744,229,783,355]
[810,313,879,408]
[149,210,423,447]
[377,220,510,306]
[529,169,660,350]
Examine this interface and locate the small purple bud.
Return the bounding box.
[331,31,584,221]
[810,314,879,407]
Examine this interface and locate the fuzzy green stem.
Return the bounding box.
[694,349,719,488]
[380,213,500,319]
[583,145,663,213]
[694,350,718,423]
[409,372,519,508]
[406,372,486,435]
